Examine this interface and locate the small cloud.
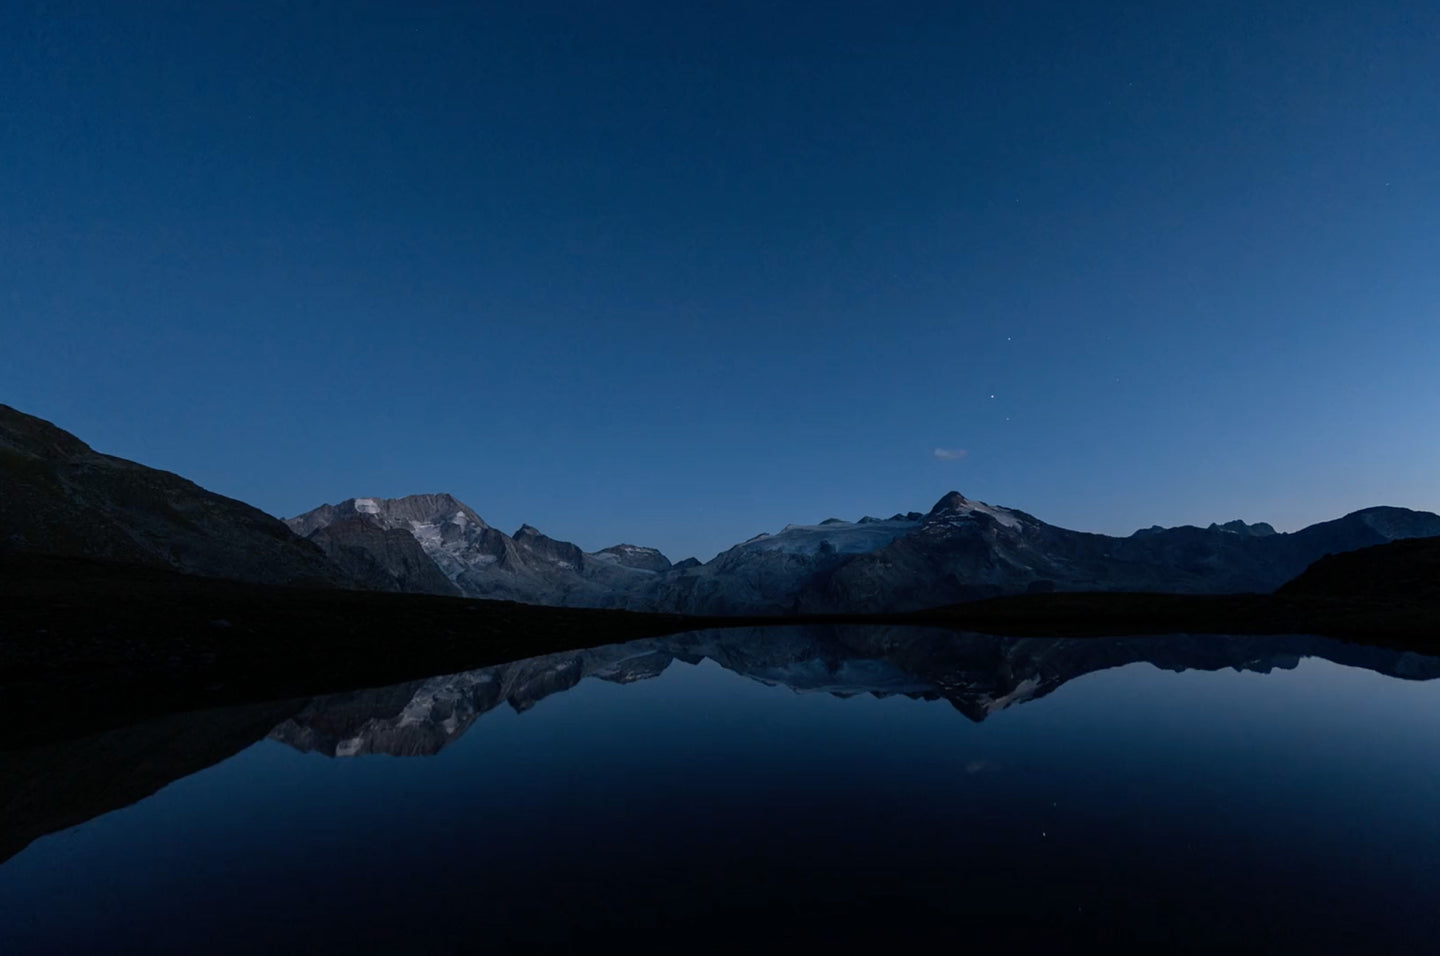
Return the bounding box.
[933,447,967,461]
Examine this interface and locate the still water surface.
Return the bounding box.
[4,627,1440,952]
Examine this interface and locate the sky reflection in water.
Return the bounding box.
[3,628,1440,952]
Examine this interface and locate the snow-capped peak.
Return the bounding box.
[926,491,1021,529]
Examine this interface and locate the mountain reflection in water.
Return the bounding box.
[268,626,1440,757]
[4,626,1440,953]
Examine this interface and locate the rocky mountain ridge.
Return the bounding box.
[289,489,1440,614]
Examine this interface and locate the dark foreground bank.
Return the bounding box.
[3,540,1438,747]
[0,554,719,748]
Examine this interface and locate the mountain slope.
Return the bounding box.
[305,514,461,596]
[0,405,349,587]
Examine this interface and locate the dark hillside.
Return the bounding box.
[0,404,348,587]
[1280,535,1440,604]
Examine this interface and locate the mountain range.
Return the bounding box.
[5,403,1439,614]
[285,488,1440,614]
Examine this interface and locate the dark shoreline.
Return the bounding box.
[3,553,1436,750]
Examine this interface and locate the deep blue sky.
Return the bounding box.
[4,1,1437,560]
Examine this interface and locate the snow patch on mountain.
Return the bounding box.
[928,491,1023,529]
[961,501,1021,529]
[734,518,919,556]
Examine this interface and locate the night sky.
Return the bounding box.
[4,1,1437,560]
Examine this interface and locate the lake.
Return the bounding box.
[4,626,1440,952]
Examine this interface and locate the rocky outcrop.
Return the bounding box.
[305,514,460,595]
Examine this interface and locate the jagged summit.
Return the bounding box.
[288,494,487,538]
[921,491,1024,531]
[928,491,970,515]
[594,543,672,573]
[388,492,476,519]
[283,494,478,595]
